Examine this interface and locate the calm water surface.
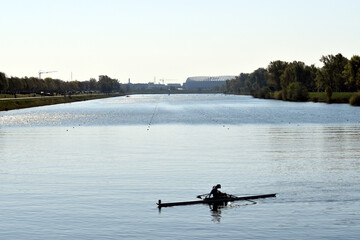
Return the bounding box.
[1,94,360,239]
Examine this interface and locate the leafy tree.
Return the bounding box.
[0,72,9,92]
[304,64,318,90]
[8,77,25,93]
[23,77,32,92]
[317,54,348,91]
[239,73,250,92]
[280,61,311,100]
[325,86,333,102]
[44,78,56,92]
[78,81,88,92]
[98,75,122,93]
[69,81,80,92]
[226,74,246,94]
[88,78,97,91]
[285,82,308,101]
[343,55,360,91]
[253,87,271,99]
[266,60,288,90]
[248,68,268,91]
[37,79,47,92]
[232,73,250,93]
[281,62,304,88]
[279,61,316,91]
[350,93,360,106]
[53,79,65,93]
[226,70,267,94]
[226,77,240,94]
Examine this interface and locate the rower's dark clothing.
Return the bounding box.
[209,185,226,199]
[209,183,232,199]
[209,187,220,198]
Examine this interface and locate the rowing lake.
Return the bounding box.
[1,94,360,239]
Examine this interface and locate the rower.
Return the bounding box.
[208,184,228,199]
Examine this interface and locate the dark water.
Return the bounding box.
[1,94,359,239]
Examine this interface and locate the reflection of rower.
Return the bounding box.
[208,184,229,199]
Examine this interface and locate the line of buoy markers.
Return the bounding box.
[147,102,159,131]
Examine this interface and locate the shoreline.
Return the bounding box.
[250,91,358,106]
[0,93,124,111]
[2,91,357,112]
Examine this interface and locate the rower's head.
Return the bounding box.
[216,184,221,189]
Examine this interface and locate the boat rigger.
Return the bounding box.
[157,193,276,208]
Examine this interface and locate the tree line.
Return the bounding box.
[0,73,124,94]
[225,53,360,101]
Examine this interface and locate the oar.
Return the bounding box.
[196,193,209,199]
[197,193,238,199]
[197,193,259,199]
[245,199,257,204]
[227,194,257,204]
[197,193,241,199]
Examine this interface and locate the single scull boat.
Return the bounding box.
[157,193,276,208]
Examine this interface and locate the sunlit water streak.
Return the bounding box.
[0,94,360,239]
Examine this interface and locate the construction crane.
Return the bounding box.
[38,70,57,79]
[160,79,178,84]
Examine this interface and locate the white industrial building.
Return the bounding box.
[183,76,235,90]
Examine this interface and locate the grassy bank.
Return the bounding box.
[308,92,353,103]
[0,93,40,98]
[252,90,360,106]
[0,93,124,111]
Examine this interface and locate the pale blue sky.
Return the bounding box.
[1,0,360,83]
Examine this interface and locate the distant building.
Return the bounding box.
[167,83,182,88]
[147,82,166,89]
[183,76,235,90]
[121,82,167,91]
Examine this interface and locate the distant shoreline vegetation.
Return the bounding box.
[0,74,125,95]
[225,53,360,106]
[0,72,221,111]
[0,74,127,111]
[2,53,360,110]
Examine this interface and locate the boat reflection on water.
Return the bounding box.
[209,200,257,223]
[209,202,227,222]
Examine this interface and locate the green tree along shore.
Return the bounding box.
[0,74,125,111]
[225,53,360,106]
[0,73,124,95]
[2,53,360,111]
